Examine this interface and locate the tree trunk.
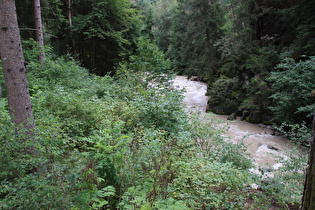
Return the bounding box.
[0,0,35,134]
[230,1,235,20]
[92,38,96,69]
[301,113,315,209]
[67,0,72,27]
[67,0,79,59]
[0,85,2,98]
[34,0,45,63]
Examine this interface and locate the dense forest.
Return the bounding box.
[0,0,314,209]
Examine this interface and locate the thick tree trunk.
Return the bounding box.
[0,0,35,134]
[301,113,315,209]
[34,0,45,63]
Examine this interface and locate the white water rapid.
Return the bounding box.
[172,75,299,177]
[172,76,209,112]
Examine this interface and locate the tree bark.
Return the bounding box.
[0,0,35,134]
[301,113,315,209]
[67,0,79,59]
[33,0,45,63]
[67,0,72,27]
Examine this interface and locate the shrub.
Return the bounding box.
[268,56,315,125]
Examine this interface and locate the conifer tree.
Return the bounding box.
[152,0,177,52]
[0,0,35,134]
[167,0,224,80]
[33,0,45,62]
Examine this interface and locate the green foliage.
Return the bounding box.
[187,0,315,124]
[275,148,308,205]
[171,160,249,209]
[22,38,44,63]
[70,0,142,74]
[152,0,177,52]
[275,122,312,146]
[213,15,280,118]
[0,60,4,98]
[116,112,254,209]
[16,0,142,75]
[239,74,273,124]
[129,37,172,86]
[207,76,241,114]
[2,0,313,208]
[136,0,155,39]
[0,50,261,208]
[292,0,315,57]
[268,56,315,125]
[250,147,307,209]
[166,0,224,80]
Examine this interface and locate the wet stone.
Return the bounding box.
[267,145,279,151]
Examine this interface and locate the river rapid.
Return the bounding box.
[172,75,302,176]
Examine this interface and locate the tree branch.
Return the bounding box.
[19,28,58,38]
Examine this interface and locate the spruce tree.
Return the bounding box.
[0,0,35,134]
[167,0,224,81]
[33,0,45,62]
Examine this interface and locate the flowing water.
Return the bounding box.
[172,76,300,176]
[172,76,209,112]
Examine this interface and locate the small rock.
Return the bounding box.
[262,177,275,185]
[267,145,279,151]
[241,110,250,121]
[250,183,259,190]
[262,179,270,185]
[227,113,236,121]
[247,111,262,124]
[273,163,283,170]
[190,76,201,81]
[262,167,273,173]
[272,131,283,136]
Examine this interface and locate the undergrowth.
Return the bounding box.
[0,39,307,209]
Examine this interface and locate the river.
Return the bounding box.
[172,75,300,176]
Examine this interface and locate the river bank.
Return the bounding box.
[172,75,306,177]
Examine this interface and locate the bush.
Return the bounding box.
[128,36,173,87]
[1,42,306,209]
[268,56,315,125]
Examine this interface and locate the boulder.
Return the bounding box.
[190,76,201,81]
[267,145,279,151]
[272,130,283,136]
[262,113,273,125]
[250,183,259,190]
[241,110,250,121]
[227,113,236,121]
[246,111,262,124]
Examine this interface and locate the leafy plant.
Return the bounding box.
[268,56,315,125]
[129,36,173,86]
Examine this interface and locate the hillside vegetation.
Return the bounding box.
[0,0,313,208]
[0,36,307,209]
